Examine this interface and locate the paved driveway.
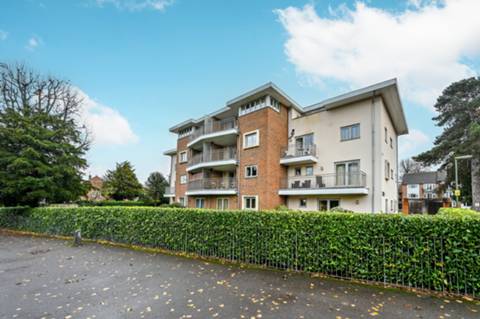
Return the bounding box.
[0,233,478,319]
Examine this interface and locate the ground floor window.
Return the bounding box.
[318,199,340,211]
[217,198,229,210]
[179,197,185,207]
[195,198,205,208]
[243,196,258,210]
[299,198,307,208]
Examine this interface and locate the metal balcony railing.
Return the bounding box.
[189,117,238,141]
[281,143,317,158]
[189,147,237,166]
[281,171,367,189]
[188,177,237,191]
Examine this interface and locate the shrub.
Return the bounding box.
[1,207,479,296]
[438,207,480,218]
[76,200,163,207]
[274,205,290,211]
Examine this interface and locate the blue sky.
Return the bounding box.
[1,0,479,182]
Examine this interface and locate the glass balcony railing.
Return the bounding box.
[281,171,367,189]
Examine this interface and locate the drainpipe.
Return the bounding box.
[371,91,376,212]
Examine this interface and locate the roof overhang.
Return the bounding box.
[304,79,408,136]
[163,148,177,156]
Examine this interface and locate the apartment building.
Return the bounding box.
[164,79,408,212]
[400,171,452,214]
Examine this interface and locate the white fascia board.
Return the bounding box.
[278,188,369,196]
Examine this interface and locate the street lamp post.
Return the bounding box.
[454,155,473,207]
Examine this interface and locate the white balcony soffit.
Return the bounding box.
[187,128,238,148]
[278,188,368,196]
[280,155,318,165]
[185,189,237,196]
[187,159,238,172]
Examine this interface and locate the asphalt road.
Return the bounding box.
[0,233,479,319]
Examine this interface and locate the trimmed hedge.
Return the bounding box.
[1,207,479,296]
[76,200,165,207]
[438,207,480,218]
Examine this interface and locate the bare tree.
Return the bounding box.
[400,158,424,177]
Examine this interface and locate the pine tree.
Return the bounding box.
[103,161,143,200]
[0,63,89,206]
[415,77,480,210]
[145,171,168,201]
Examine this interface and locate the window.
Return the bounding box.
[243,130,259,149]
[335,160,360,186]
[245,165,258,178]
[294,167,302,176]
[407,184,420,198]
[385,199,388,212]
[390,137,393,149]
[319,199,340,211]
[179,197,185,207]
[270,96,280,112]
[243,196,258,210]
[195,198,205,209]
[180,175,187,184]
[385,127,388,143]
[179,151,188,163]
[217,198,229,210]
[178,127,193,138]
[340,124,360,141]
[390,200,394,212]
[385,160,390,181]
[239,96,267,116]
[295,134,314,155]
[299,199,307,208]
[305,166,314,176]
[391,169,394,180]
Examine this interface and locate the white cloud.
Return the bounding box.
[275,0,480,110]
[26,36,42,51]
[0,30,8,41]
[95,0,174,11]
[76,89,139,146]
[398,129,431,159]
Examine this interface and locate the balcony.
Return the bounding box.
[187,117,238,149]
[164,186,175,197]
[280,144,318,165]
[187,147,237,173]
[186,177,237,196]
[279,171,368,196]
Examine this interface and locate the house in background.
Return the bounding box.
[85,175,105,201]
[164,79,408,212]
[400,171,452,214]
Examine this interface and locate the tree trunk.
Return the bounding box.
[472,158,480,211]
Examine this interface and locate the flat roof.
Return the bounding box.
[168,79,408,135]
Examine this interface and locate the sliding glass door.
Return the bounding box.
[335,160,360,186]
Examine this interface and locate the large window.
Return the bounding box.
[195,198,205,208]
[179,151,188,163]
[335,160,360,186]
[340,124,360,141]
[179,197,185,207]
[217,198,229,210]
[305,166,314,176]
[243,130,259,149]
[245,165,258,178]
[295,133,314,155]
[385,160,390,181]
[299,198,307,208]
[318,199,340,211]
[243,196,258,210]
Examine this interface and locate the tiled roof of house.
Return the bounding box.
[402,171,447,185]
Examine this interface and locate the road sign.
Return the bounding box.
[454,189,461,197]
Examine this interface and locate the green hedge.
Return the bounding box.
[76,200,165,207]
[1,207,479,297]
[438,207,480,218]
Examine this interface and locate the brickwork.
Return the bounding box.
[238,106,288,210]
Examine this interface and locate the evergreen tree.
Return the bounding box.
[0,63,89,206]
[145,171,168,201]
[415,77,480,210]
[103,161,143,200]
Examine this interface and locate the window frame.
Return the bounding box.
[242,195,258,211]
[179,151,188,163]
[385,127,388,143]
[243,130,260,149]
[305,166,314,176]
[179,197,185,207]
[294,167,302,176]
[299,198,307,208]
[195,198,205,209]
[340,123,360,142]
[318,199,340,211]
[245,165,258,178]
[217,198,229,210]
[180,174,187,184]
